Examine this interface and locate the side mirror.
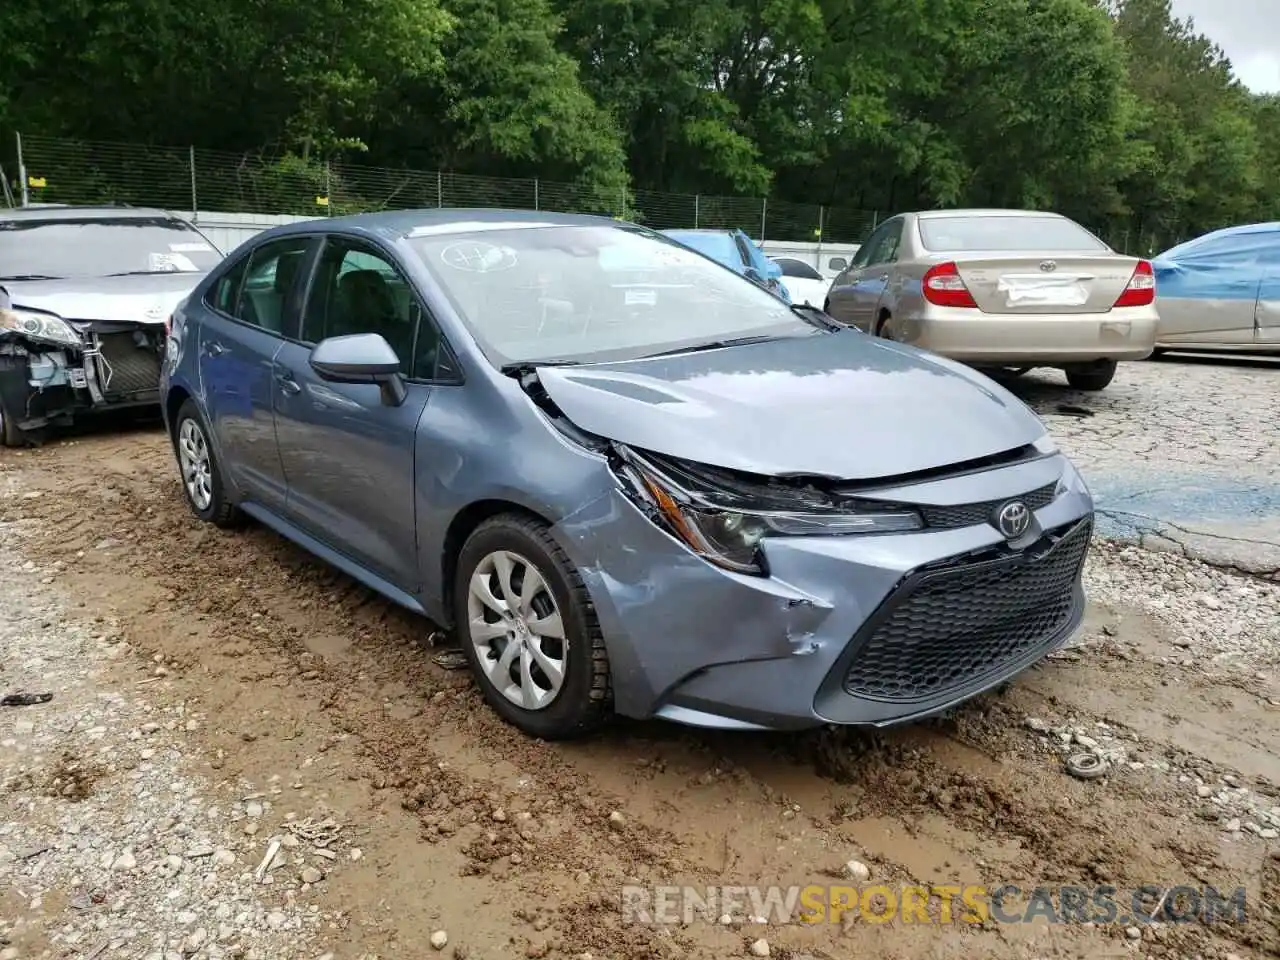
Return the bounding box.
[743,267,764,284]
[829,257,848,272]
[309,332,406,406]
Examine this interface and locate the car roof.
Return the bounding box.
[0,204,184,222]
[912,209,1072,220]
[268,207,626,242]
[1190,221,1280,242]
[662,228,739,235]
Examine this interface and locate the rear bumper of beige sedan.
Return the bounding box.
[890,306,1159,365]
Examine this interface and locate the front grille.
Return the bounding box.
[96,332,161,396]
[920,481,1058,530]
[842,518,1091,702]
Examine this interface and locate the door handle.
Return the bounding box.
[275,371,302,396]
[204,341,225,357]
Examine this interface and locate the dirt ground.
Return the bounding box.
[2,416,1278,960]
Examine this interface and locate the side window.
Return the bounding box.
[208,256,249,316]
[733,234,756,270]
[227,237,314,336]
[299,238,442,379]
[850,224,890,268]
[865,220,903,265]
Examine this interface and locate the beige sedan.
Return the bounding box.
[822,209,1160,390]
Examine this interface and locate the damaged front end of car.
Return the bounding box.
[0,286,165,445]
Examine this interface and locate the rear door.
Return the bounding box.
[198,235,317,512]
[825,218,903,331]
[1151,233,1265,345]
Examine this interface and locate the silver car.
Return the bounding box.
[824,209,1160,391]
[0,204,223,446]
[160,210,1094,740]
[1151,222,1280,354]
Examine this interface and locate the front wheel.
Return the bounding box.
[1064,359,1117,391]
[173,399,240,527]
[454,514,612,740]
[0,357,43,448]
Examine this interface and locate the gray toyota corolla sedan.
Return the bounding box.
[159,210,1094,740]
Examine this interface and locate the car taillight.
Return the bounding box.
[1112,260,1155,307]
[922,262,977,308]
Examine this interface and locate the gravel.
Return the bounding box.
[0,514,331,960]
[1083,540,1280,672]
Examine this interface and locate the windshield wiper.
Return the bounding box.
[644,334,785,359]
[789,302,842,330]
[0,274,64,281]
[500,359,586,377]
[105,270,191,277]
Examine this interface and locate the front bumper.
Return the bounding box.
[895,306,1159,364]
[552,451,1093,731]
[0,324,163,432]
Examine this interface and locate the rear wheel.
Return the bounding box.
[1064,359,1117,391]
[173,399,240,527]
[454,513,611,740]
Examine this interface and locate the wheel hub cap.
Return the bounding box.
[465,550,567,711]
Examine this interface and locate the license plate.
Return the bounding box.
[997,275,1089,307]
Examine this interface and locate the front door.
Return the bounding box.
[273,235,439,592]
[825,218,902,332]
[198,235,316,512]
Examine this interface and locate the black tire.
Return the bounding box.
[0,357,43,448]
[1064,360,1117,392]
[173,399,240,528]
[0,396,25,448]
[453,513,612,740]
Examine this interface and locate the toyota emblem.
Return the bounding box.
[1039,260,1057,272]
[995,500,1032,540]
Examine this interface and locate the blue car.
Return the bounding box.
[1152,222,1280,354]
[662,228,793,303]
[160,209,1093,740]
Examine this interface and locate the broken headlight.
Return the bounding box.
[0,306,82,348]
[616,448,923,575]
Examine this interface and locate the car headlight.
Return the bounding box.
[0,307,82,347]
[616,448,923,576]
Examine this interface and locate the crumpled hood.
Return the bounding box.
[534,331,1048,480]
[3,272,208,325]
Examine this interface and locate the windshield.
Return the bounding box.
[0,216,223,280]
[775,258,823,280]
[408,224,814,366]
[662,230,741,267]
[918,215,1109,253]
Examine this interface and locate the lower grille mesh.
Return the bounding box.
[842,519,1091,701]
[97,332,161,396]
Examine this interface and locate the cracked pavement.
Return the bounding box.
[1005,355,1280,578]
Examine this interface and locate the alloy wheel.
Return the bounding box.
[177,418,213,511]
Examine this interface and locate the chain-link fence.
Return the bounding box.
[5,133,1179,252]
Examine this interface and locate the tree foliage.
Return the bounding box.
[0,0,1275,242]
